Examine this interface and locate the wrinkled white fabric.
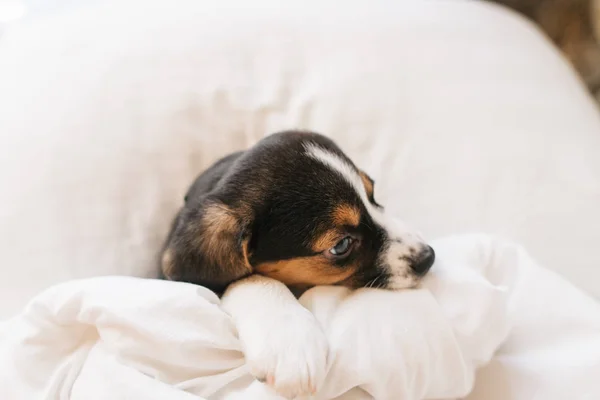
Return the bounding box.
[1,234,599,399]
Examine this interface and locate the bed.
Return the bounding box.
[0,0,599,398]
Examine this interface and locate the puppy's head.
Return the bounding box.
[161,131,434,294]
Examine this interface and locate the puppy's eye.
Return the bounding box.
[329,237,354,257]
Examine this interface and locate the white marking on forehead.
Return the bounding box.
[304,142,387,226]
[304,142,415,235]
[304,142,429,289]
[304,143,366,198]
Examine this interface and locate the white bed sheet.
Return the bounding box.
[1,234,598,400]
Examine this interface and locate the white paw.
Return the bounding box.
[242,305,328,399]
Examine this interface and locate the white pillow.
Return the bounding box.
[1,0,599,319]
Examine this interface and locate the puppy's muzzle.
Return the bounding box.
[410,245,435,276]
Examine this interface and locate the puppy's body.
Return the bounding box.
[162,131,434,295]
[161,131,434,398]
[488,0,600,92]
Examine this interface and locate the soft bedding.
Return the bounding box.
[1,234,599,400]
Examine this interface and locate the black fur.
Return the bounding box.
[161,131,390,294]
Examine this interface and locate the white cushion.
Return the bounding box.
[0,0,599,319]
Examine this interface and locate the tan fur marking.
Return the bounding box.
[161,248,174,278]
[196,204,252,275]
[200,205,238,236]
[332,204,361,227]
[256,256,358,286]
[241,238,252,270]
[313,229,343,252]
[359,170,374,198]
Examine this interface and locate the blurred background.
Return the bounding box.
[1,3,600,399]
[0,0,599,318]
[0,0,94,21]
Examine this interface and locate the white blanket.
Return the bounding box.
[1,234,600,399]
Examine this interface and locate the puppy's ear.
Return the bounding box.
[161,200,253,294]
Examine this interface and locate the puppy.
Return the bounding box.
[160,131,435,398]
[487,0,600,93]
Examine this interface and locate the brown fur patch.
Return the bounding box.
[313,229,344,252]
[332,204,361,227]
[359,170,374,198]
[196,204,252,274]
[161,248,174,278]
[256,256,358,286]
[199,204,238,237]
[241,239,252,270]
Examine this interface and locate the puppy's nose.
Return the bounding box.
[411,245,435,276]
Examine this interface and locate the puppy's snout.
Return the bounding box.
[410,245,435,276]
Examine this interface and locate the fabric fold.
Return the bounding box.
[1,234,599,400]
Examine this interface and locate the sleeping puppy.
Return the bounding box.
[160,131,435,398]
